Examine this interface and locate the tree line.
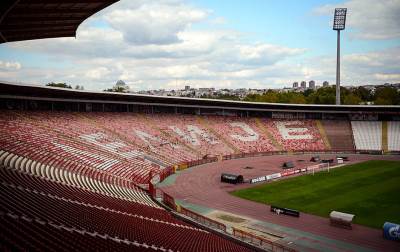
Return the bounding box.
[46,82,84,90]
[46,81,399,105]
[226,86,399,105]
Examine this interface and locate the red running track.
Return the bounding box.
[161,154,400,252]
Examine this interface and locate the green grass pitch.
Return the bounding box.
[231,160,400,229]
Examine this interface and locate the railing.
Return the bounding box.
[160,166,174,181]
[180,206,226,232]
[156,187,296,251]
[161,191,176,211]
[356,150,383,155]
[232,227,297,252]
[221,149,358,161]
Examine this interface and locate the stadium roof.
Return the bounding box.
[1,81,399,114]
[0,0,119,44]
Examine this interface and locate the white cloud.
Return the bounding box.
[85,67,111,80]
[210,17,226,25]
[0,60,21,70]
[235,44,305,66]
[2,0,306,90]
[4,0,398,91]
[104,2,207,45]
[305,47,400,85]
[314,0,400,40]
[374,73,400,81]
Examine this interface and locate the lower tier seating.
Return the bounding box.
[0,165,251,252]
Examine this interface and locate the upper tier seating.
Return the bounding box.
[1,111,395,184]
[206,116,276,153]
[261,119,328,151]
[0,112,163,185]
[388,121,400,151]
[150,114,234,156]
[84,113,197,165]
[351,121,382,151]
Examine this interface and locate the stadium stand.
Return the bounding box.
[206,116,276,153]
[1,106,399,251]
[0,150,158,207]
[0,111,164,185]
[351,121,382,151]
[261,119,328,151]
[150,114,234,157]
[83,113,196,165]
[0,160,252,252]
[2,1,398,250]
[388,121,400,152]
[322,120,355,151]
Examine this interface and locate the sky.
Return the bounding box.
[0,0,399,91]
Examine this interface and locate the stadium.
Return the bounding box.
[1,1,400,252]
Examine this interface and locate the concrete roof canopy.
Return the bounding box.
[0,0,118,43]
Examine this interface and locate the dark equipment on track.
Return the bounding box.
[221,173,244,184]
[336,156,349,161]
[282,161,294,169]
[271,206,300,217]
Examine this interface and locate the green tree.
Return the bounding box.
[46,82,72,89]
[103,80,130,93]
[261,90,279,103]
[374,87,399,105]
[353,86,372,101]
[303,89,315,97]
[307,87,336,104]
[343,93,362,105]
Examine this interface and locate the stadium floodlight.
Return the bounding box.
[333,8,347,31]
[333,8,347,105]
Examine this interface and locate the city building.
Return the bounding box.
[309,80,316,89]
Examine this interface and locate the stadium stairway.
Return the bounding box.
[255,118,283,151]
[382,121,388,153]
[322,120,355,151]
[316,120,331,150]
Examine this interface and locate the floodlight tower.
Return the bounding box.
[333,8,347,105]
